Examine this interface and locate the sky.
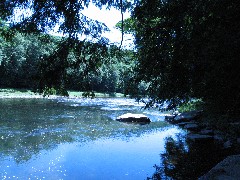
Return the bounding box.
[12,3,134,49]
[82,4,134,48]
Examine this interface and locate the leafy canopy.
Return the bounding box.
[0,0,132,39]
[0,0,133,93]
[129,0,240,117]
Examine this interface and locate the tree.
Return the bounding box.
[0,0,132,94]
[0,26,136,94]
[65,45,136,94]
[115,17,136,34]
[131,0,240,117]
[0,32,59,88]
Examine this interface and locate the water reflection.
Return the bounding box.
[0,97,174,179]
[148,135,238,180]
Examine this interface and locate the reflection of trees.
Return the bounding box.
[0,126,74,164]
[148,136,233,180]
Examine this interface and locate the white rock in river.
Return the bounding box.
[116,113,151,124]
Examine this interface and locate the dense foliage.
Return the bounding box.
[126,0,240,117]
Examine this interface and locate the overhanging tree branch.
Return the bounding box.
[120,0,124,49]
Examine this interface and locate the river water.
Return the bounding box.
[0,97,232,179]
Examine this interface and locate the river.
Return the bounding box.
[0,97,232,179]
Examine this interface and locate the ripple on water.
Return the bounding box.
[0,97,179,180]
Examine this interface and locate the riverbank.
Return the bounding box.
[165,110,240,146]
[165,111,240,179]
[0,88,126,99]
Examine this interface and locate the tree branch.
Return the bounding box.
[120,0,124,49]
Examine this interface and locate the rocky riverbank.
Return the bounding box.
[165,110,240,179]
[165,110,240,147]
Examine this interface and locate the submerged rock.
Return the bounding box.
[116,113,151,124]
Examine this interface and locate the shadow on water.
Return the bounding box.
[148,134,240,180]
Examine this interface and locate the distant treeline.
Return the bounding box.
[0,33,136,94]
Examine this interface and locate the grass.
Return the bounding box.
[0,88,126,98]
[0,88,36,97]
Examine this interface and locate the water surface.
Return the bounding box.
[0,97,183,179]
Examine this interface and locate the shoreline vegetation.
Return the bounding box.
[0,88,126,99]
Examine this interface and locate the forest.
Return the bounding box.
[0,32,136,95]
[1,0,240,119]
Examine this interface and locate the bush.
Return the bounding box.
[42,87,56,97]
[177,99,203,113]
